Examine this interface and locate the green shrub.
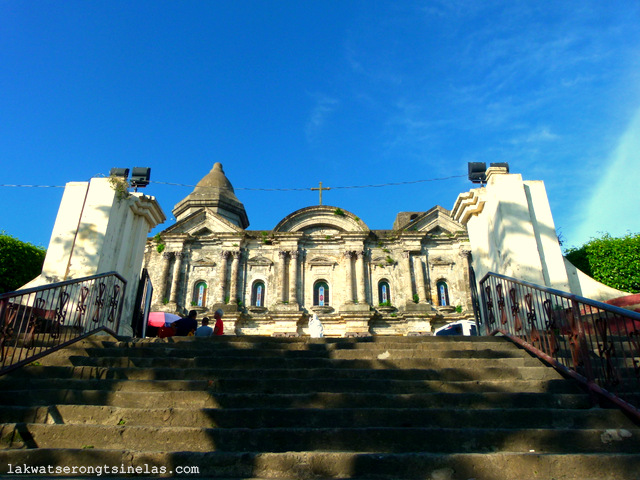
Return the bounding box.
[0,232,46,293]
[565,232,640,293]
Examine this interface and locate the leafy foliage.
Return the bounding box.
[564,232,640,293]
[0,232,46,293]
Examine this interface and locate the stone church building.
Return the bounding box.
[144,163,474,336]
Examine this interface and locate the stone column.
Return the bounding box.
[229,250,241,303]
[403,251,414,300]
[355,250,367,304]
[289,250,299,304]
[424,254,433,303]
[169,251,184,304]
[279,251,288,303]
[218,251,230,303]
[158,252,173,302]
[343,251,354,303]
[414,256,427,304]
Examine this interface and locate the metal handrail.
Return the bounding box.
[0,272,126,375]
[479,272,640,421]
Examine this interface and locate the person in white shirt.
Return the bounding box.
[195,317,214,337]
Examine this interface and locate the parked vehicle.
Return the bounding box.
[433,320,478,336]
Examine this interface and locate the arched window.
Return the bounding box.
[378,280,391,305]
[314,280,330,306]
[437,281,450,306]
[251,281,266,307]
[193,281,207,307]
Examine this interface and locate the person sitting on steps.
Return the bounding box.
[173,310,198,336]
[195,317,213,337]
[212,309,224,336]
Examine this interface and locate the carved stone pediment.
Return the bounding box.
[247,256,274,266]
[303,226,342,235]
[309,256,336,267]
[192,227,214,237]
[274,206,370,233]
[192,259,217,269]
[430,255,454,266]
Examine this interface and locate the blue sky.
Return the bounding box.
[1,1,639,250]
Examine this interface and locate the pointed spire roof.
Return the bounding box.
[173,163,249,229]
[194,162,237,192]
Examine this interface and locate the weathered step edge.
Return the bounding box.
[1,449,640,480]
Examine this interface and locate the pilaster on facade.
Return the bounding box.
[168,250,186,306]
[413,255,427,304]
[342,250,355,305]
[402,251,414,304]
[289,250,300,306]
[228,250,241,304]
[277,250,288,304]
[355,250,368,305]
[218,250,231,304]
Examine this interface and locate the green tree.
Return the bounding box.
[564,232,640,293]
[0,232,46,293]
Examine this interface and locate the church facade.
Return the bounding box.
[143,163,474,336]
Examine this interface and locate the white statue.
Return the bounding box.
[308,313,324,338]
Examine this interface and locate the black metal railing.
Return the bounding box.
[0,272,126,375]
[479,272,640,420]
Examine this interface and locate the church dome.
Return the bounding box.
[173,162,249,229]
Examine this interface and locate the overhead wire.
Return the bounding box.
[0,173,468,192]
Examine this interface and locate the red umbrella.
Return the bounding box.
[148,312,181,328]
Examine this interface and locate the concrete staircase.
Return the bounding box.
[0,335,639,479]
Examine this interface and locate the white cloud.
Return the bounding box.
[305,95,339,143]
[509,126,560,145]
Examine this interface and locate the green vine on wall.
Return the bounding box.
[108,176,130,201]
[154,233,165,254]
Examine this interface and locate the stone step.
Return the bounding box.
[2,333,637,480]
[72,346,529,359]
[135,334,510,344]
[0,405,629,430]
[0,390,592,409]
[1,364,563,382]
[49,355,538,369]
[1,449,640,480]
[2,423,639,453]
[0,376,581,397]
[100,338,521,351]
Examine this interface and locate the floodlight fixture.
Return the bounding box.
[109,168,130,179]
[468,162,487,184]
[130,167,151,191]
